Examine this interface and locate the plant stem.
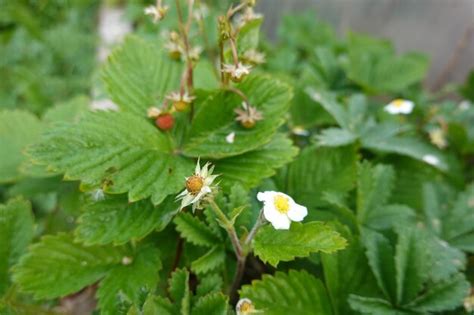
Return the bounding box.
[244,209,264,247]
[208,199,243,258]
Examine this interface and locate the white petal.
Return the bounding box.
[263,203,291,230]
[204,174,218,186]
[257,191,277,202]
[384,104,401,114]
[287,202,308,222]
[180,194,194,209]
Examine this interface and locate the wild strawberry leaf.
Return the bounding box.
[0,110,43,183]
[28,111,194,205]
[182,74,292,159]
[0,198,34,294]
[75,195,178,246]
[101,36,183,117]
[253,221,347,267]
[215,133,299,189]
[12,233,125,299]
[97,245,162,315]
[277,144,358,208]
[239,270,333,315]
[173,212,222,247]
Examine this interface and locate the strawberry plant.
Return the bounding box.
[1,1,473,314]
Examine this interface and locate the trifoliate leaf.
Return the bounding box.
[102,36,182,116]
[192,293,228,315]
[278,144,357,208]
[97,245,162,315]
[0,110,43,183]
[174,212,222,247]
[253,221,347,266]
[183,74,292,158]
[12,233,124,299]
[191,246,225,274]
[75,195,177,246]
[29,111,194,205]
[239,270,333,315]
[215,133,298,189]
[0,198,34,294]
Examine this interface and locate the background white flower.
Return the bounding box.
[257,191,307,230]
[384,99,414,115]
[225,132,235,143]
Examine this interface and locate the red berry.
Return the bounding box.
[155,113,174,131]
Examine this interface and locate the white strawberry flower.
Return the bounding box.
[257,191,308,230]
[177,160,218,212]
[384,99,414,115]
[222,62,252,82]
[236,298,259,315]
[144,3,169,23]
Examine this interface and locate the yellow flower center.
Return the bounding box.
[392,99,405,108]
[186,175,204,195]
[238,301,254,314]
[174,100,189,112]
[274,195,290,214]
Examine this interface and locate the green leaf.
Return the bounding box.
[215,133,298,189]
[75,195,177,246]
[142,295,175,315]
[12,233,124,299]
[321,224,381,315]
[29,111,193,205]
[442,185,474,251]
[169,269,191,315]
[192,293,228,315]
[239,270,333,315]
[308,90,350,130]
[102,36,182,116]
[361,129,448,171]
[174,213,221,247]
[253,221,347,266]
[362,229,397,302]
[348,295,410,315]
[316,128,358,147]
[191,246,225,274]
[0,198,34,294]
[0,110,43,183]
[406,273,470,313]
[278,144,357,208]
[357,163,394,224]
[345,33,428,93]
[394,226,430,305]
[97,245,162,315]
[42,95,89,125]
[183,74,292,158]
[196,274,223,298]
[237,18,263,54]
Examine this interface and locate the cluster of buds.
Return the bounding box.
[234,101,263,129]
[144,0,169,23]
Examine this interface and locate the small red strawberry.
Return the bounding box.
[155,113,174,131]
